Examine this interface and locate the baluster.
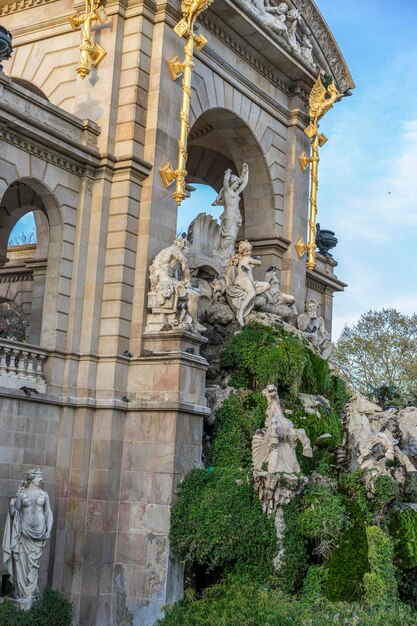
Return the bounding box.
[9,349,19,380]
[27,352,37,382]
[17,350,28,379]
[35,354,46,383]
[0,347,7,377]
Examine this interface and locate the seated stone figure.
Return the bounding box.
[147,236,206,333]
[297,299,333,360]
[252,384,312,474]
[225,240,270,327]
[254,266,297,324]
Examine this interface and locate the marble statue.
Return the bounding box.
[147,236,206,333]
[2,469,53,610]
[300,34,316,69]
[212,163,249,266]
[258,1,288,35]
[252,385,311,566]
[225,240,270,327]
[343,394,416,492]
[286,8,301,50]
[252,384,312,474]
[297,299,333,360]
[254,266,297,324]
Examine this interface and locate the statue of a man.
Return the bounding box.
[297,299,333,360]
[2,469,53,610]
[254,266,297,324]
[212,163,249,266]
[148,237,205,333]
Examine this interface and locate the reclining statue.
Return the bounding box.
[297,299,334,360]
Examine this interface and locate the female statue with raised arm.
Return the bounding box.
[2,468,53,610]
[212,163,249,265]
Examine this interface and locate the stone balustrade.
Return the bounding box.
[0,339,48,393]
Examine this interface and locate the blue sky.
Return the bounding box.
[10,0,417,339]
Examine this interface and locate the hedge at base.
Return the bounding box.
[0,588,73,626]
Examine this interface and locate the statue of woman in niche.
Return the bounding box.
[2,468,53,610]
[212,163,249,266]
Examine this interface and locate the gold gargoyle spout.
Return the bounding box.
[68,0,108,79]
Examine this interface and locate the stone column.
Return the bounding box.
[281,101,311,311]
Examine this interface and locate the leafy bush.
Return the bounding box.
[210,391,265,469]
[220,322,336,399]
[326,511,370,601]
[299,484,348,560]
[277,498,308,593]
[390,507,417,569]
[156,579,417,626]
[169,468,277,580]
[0,588,73,626]
[364,526,398,607]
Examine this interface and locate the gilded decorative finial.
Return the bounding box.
[68,0,108,79]
[296,73,342,271]
[160,0,214,205]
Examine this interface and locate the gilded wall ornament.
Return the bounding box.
[68,0,108,79]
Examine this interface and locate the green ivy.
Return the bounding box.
[326,506,370,601]
[277,498,308,593]
[169,468,277,580]
[364,526,398,607]
[390,507,417,569]
[298,484,348,560]
[211,391,266,469]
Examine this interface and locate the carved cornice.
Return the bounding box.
[199,13,298,97]
[0,0,55,16]
[291,0,355,92]
[0,126,86,176]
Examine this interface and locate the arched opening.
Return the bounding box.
[0,180,58,345]
[186,108,276,244]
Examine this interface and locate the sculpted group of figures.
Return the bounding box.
[235,0,316,69]
[146,164,333,361]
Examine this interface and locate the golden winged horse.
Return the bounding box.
[308,74,343,130]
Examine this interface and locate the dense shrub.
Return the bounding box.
[219,322,337,399]
[364,525,398,607]
[169,468,277,580]
[390,507,417,569]
[0,588,73,626]
[156,579,417,626]
[326,512,370,601]
[210,391,265,469]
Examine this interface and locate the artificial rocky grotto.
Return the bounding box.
[1,0,416,624]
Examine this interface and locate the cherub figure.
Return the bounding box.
[226,240,270,327]
[212,164,249,266]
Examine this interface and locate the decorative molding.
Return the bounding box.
[199,13,304,98]
[0,272,33,284]
[0,0,54,17]
[290,0,355,92]
[0,126,86,176]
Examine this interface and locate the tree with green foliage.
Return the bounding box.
[334,308,417,402]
